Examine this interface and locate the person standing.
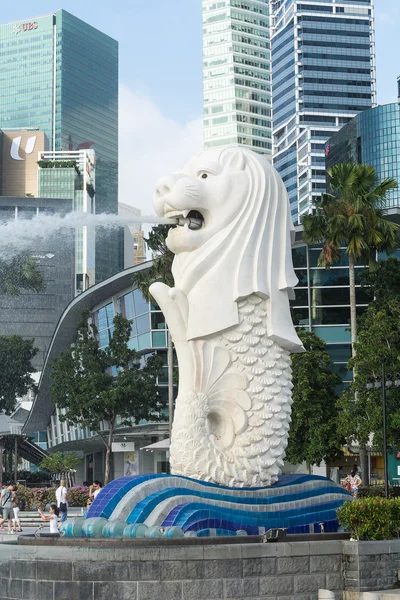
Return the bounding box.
[11,485,22,532]
[0,483,14,533]
[347,466,362,498]
[56,479,69,523]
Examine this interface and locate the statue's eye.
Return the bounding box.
[197,170,210,179]
[201,173,208,179]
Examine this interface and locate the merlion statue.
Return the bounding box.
[150,146,304,488]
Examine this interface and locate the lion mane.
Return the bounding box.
[171,147,304,353]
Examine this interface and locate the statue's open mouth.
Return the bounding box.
[165,209,205,230]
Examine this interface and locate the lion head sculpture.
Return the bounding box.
[153,146,304,353]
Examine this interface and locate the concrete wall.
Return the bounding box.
[342,540,400,598]
[0,540,344,600]
[1,539,400,600]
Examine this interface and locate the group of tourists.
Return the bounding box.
[0,478,103,535]
[0,483,22,533]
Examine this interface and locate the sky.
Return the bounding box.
[2,0,399,215]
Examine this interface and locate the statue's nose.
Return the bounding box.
[154,175,178,199]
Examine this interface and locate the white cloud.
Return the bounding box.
[118,84,203,216]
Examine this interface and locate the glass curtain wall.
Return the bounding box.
[271,0,375,222]
[327,103,400,210]
[203,0,272,155]
[291,243,369,392]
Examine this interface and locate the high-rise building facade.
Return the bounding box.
[0,197,75,370]
[38,149,96,293]
[271,0,376,222]
[202,0,272,155]
[0,10,122,281]
[326,102,400,211]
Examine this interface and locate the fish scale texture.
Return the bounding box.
[170,294,293,488]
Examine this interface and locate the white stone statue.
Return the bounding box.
[150,147,304,488]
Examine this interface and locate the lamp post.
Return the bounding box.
[366,368,400,499]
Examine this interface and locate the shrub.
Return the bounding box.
[16,485,55,510]
[67,486,90,507]
[358,486,397,499]
[337,497,400,540]
[16,485,89,509]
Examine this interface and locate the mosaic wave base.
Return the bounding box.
[63,474,351,538]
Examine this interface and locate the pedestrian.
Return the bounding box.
[347,466,362,498]
[56,479,69,523]
[0,483,14,533]
[38,504,60,536]
[11,485,22,532]
[89,480,103,501]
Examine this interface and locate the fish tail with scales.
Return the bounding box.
[169,294,293,488]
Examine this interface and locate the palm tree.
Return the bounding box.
[302,163,399,482]
[132,225,175,439]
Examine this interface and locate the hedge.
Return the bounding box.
[358,485,400,499]
[16,485,90,510]
[337,497,400,540]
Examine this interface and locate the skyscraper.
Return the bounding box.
[38,149,96,293]
[271,0,375,222]
[0,10,122,281]
[326,102,400,211]
[202,0,272,156]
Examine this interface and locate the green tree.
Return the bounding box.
[0,335,37,414]
[303,163,398,355]
[337,300,400,450]
[302,163,399,480]
[50,310,164,484]
[287,330,343,469]
[360,256,400,307]
[0,252,45,297]
[133,225,174,289]
[39,452,82,486]
[132,224,176,437]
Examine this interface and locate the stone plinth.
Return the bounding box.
[2,538,400,600]
[343,540,400,599]
[0,539,343,600]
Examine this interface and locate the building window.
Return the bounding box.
[96,302,114,348]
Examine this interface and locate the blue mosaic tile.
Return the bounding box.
[83,473,350,538]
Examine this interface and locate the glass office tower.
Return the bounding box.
[326,102,400,210]
[271,0,376,222]
[0,10,122,281]
[202,0,272,156]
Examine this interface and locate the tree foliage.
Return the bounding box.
[302,163,398,270]
[337,300,400,448]
[286,330,343,467]
[50,310,164,483]
[360,257,400,306]
[133,224,174,300]
[302,163,399,481]
[0,252,45,297]
[39,452,81,476]
[0,335,37,414]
